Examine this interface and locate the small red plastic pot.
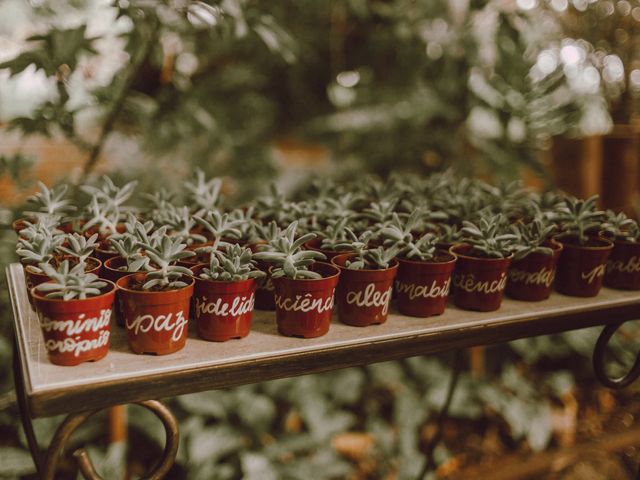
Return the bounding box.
[177,242,213,268]
[450,244,512,312]
[304,238,352,261]
[331,254,398,326]
[605,239,640,290]
[254,260,276,310]
[190,264,257,341]
[555,235,613,297]
[116,273,194,355]
[271,262,340,338]
[506,241,563,301]
[31,280,116,366]
[395,252,456,317]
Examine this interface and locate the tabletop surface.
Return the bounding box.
[8,262,640,417]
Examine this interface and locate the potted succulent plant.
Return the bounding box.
[554,196,613,297]
[305,217,355,260]
[506,217,562,301]
[601,210,640,290]
[254,221,339,338]
[14,182,75,234]
[331,227,400,327]
[116,236,195,355]
[381,211,456,317]
[31,260,116,366]
[451,214,517,311]
[191,244,265,341]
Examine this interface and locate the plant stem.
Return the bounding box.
[79,18,159,183]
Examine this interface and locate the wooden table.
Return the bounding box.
[8,262,640,418]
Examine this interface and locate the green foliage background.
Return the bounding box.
[0,1,637,478]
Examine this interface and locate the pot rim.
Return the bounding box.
[31,279,116,303]
[553,233,613,250]
[397,251,457,266]
[268,261,340,282]
[190,263,259,287]
[450,244,514,262]
[116,272,195,295]
[331,253,399,272]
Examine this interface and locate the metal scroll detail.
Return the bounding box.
[40,400,179,480]
[593,322,640,390]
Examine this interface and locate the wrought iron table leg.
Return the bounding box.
[419,349,464,480]
[12,336,43,476]
[13,331,179,480]
[593,322,640,390]
[43,400,179,480]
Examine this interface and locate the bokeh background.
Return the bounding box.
[0,1,639,479]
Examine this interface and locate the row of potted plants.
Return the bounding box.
[14,173,640,366]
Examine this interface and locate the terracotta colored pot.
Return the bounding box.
[506,241,563,301]
[271,262,340,338]
[331,254,398,326]
[190,264,257,341]
[12,217,29,235]
[555,235,613,297]
[254,260,276,310]
[31,281,116,366]
[304,238,351,261]
[605,239,640,290]
[395,253,456,317]
[116,273,194,355]
[450,245,512,312]
[102,257,146,327]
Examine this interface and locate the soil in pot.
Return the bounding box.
[555,235,613,297]
[505,240,563,301]
[395,252,456,317]
[450,244,512,312]
[190,264,258,341]
[604,239,640,290]
[31,281,116,366]
[331,254,398,326]
[271,262,340,338]
[116,273,194,355]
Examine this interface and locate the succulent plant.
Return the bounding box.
[81,175,138,211]
[400,233,440,262]
[347,245,401,270]
[16,227,65,272]
[57,233,99,268]
[511,217,556,260]
[460,214,518,258]
[253,221,326,279]
[380,210,425,246]
[602,210,640,242]
[318,217,351,250]
[554,195,604,245]
[138,236,195,290]
[82,197,120,236]
[229,207,259,242]
[359,200,398,227]
[163,205,207,245]
[18,215,63,239]
[199,244,266,282]
[24,181,76,218]
[194,210,243,252]
[35,260,107,300]
[184,169,223,216]
[437,223,462,245]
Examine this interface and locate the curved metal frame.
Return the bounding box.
[13,335,179,480]
[593,322,640,390]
